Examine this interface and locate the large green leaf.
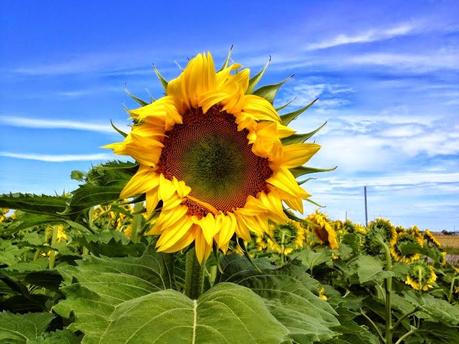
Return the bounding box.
[400,292,459,326]
[34,330,81,344]
[0,311,54,343]
[295,246,332,272]
[96,283,289,344]
[222,258,340,343]
[0,193,68,216]
[54,253,172,340]
[1,212,62,234]
[354,255,390,284]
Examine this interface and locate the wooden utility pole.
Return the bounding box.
[364,186,368,227]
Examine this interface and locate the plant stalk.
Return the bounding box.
[184,248,204,299]
[48,226,58,269]
[381,241,393,344]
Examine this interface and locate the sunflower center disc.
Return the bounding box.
[158,106,272,215]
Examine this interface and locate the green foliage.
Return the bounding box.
[0,311,79,343]
[1,161,458,343]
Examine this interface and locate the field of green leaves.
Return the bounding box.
[0,161,458,344]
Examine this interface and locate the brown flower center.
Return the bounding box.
[158,106,272,216]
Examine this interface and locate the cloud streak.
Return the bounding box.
[0,115,126,133]
[0,152,113,162]
[306,23,416,50]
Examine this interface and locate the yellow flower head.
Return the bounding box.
[55,225,68,242]
[405,262,437,291]
[306,211,339,249]
[105,52,322,263]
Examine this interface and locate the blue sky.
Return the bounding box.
[1,0,458,230]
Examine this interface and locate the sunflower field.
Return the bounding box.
[0,52,458,344]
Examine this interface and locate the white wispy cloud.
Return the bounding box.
[0,115,127,133]
[0,152,113,162]
[306,23,416,50]
[347,51,459,71]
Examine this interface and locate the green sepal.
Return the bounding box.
[253,75,293,104]
[124,87,150,106]
[280,98,318,125]
[153,65,168,91]
[275,97,296,111]
[290,165,337,178]
[219,45,234,71]
[110,120,127,137]
[246,57,271,94]
[306,198,324,208]
[283,207,304,222]
[298,177,316,185]
[282,121,327,144]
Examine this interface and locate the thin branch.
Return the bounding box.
[395,327,416,344]
[360,309,385,343]
[392,307,420,330]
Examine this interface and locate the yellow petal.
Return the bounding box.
[145,189,159,214]
[130,96,182,129]
[195,228,212,264]
[258,192,288,222]
[161,225,198,253]
[156,216,194,252]
[198,213,219,245]
[278,143,321,169]
[155,205,188,231]
[120,167,160,199]
[241,95,280,122]
[159,174,177,201]
[267,167,308,199]
[285,197,304,213]
[167,52,217,111]
[234,213,252,242]
[215,213,236,249]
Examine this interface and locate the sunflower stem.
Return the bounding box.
[379,239,393,344]
[184,248,204,299]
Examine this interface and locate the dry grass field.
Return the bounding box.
[434,234,459,249]
[434,233,459,265]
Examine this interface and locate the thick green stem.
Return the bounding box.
[184,248,204,299]
[380,241,393,344]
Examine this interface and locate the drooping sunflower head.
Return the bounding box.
[105,51,328,263]
[365,217,397,255]
[390,231,423,264]
[305,211,339,249]
[405,262,437,291]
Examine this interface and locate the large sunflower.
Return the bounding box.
[106,52,322,263]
